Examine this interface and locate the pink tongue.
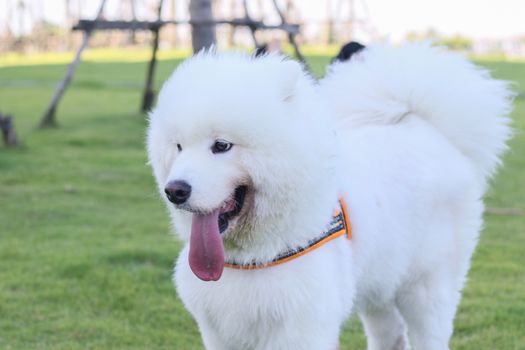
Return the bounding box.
[189,210,225,281]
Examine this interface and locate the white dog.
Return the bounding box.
[147,44,512,350]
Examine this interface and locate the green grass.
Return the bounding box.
[0,51,524,349]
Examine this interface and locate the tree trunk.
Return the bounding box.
[189,0,216,53]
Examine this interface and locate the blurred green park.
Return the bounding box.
[0,49,524,349]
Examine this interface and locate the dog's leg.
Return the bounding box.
[256,322,341,350]
[359,306,408,350]
[198,320,229,350]
[396,206,480,350]
[396,272,461,350]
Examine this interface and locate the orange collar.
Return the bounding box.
[224,197,351,270]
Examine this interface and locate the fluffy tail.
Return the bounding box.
[320,43,513,184]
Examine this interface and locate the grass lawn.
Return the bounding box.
[0,50,524,349]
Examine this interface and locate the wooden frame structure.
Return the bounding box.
[38,0,307,128]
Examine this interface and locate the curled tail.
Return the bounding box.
[320,43,513,184]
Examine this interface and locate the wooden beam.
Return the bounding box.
[39,0,108,128]
[72,19,300,35]
[141,0,165,113]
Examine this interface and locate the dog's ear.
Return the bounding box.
[277,60,303,102]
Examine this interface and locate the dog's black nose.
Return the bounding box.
[164,180,192,204]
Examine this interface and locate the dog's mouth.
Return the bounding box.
[188,185,248,282]
[218,185,247,234]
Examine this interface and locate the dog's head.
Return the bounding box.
[147,53,338,281]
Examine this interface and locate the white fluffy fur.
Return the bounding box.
[147,44,512,350]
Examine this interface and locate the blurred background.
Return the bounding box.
[1,0,525,56]
[0,1,524,349]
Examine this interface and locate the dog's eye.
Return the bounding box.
[177,143,182,152]
[212,139,233,154]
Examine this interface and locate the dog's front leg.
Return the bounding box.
[253,315,342,350]
[198,319,230,350]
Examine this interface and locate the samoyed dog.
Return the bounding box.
[147,44,512,350]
